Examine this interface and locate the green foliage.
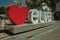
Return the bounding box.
[27,0,42,9]
[0,7,6,14]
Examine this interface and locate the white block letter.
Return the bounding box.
[28,9,39,24]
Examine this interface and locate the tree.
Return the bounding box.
[0,7,6,14]
[26,0,42,9]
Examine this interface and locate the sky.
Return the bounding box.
[0,0,13,7]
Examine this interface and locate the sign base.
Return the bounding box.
[5,21,55,34]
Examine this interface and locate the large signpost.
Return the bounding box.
[7,6,53,25]
[0,0,53,34]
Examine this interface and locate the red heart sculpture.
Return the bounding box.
[7,5,28,25]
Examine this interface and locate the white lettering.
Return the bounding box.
[28,9,53,23]
[28,9,39,24]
